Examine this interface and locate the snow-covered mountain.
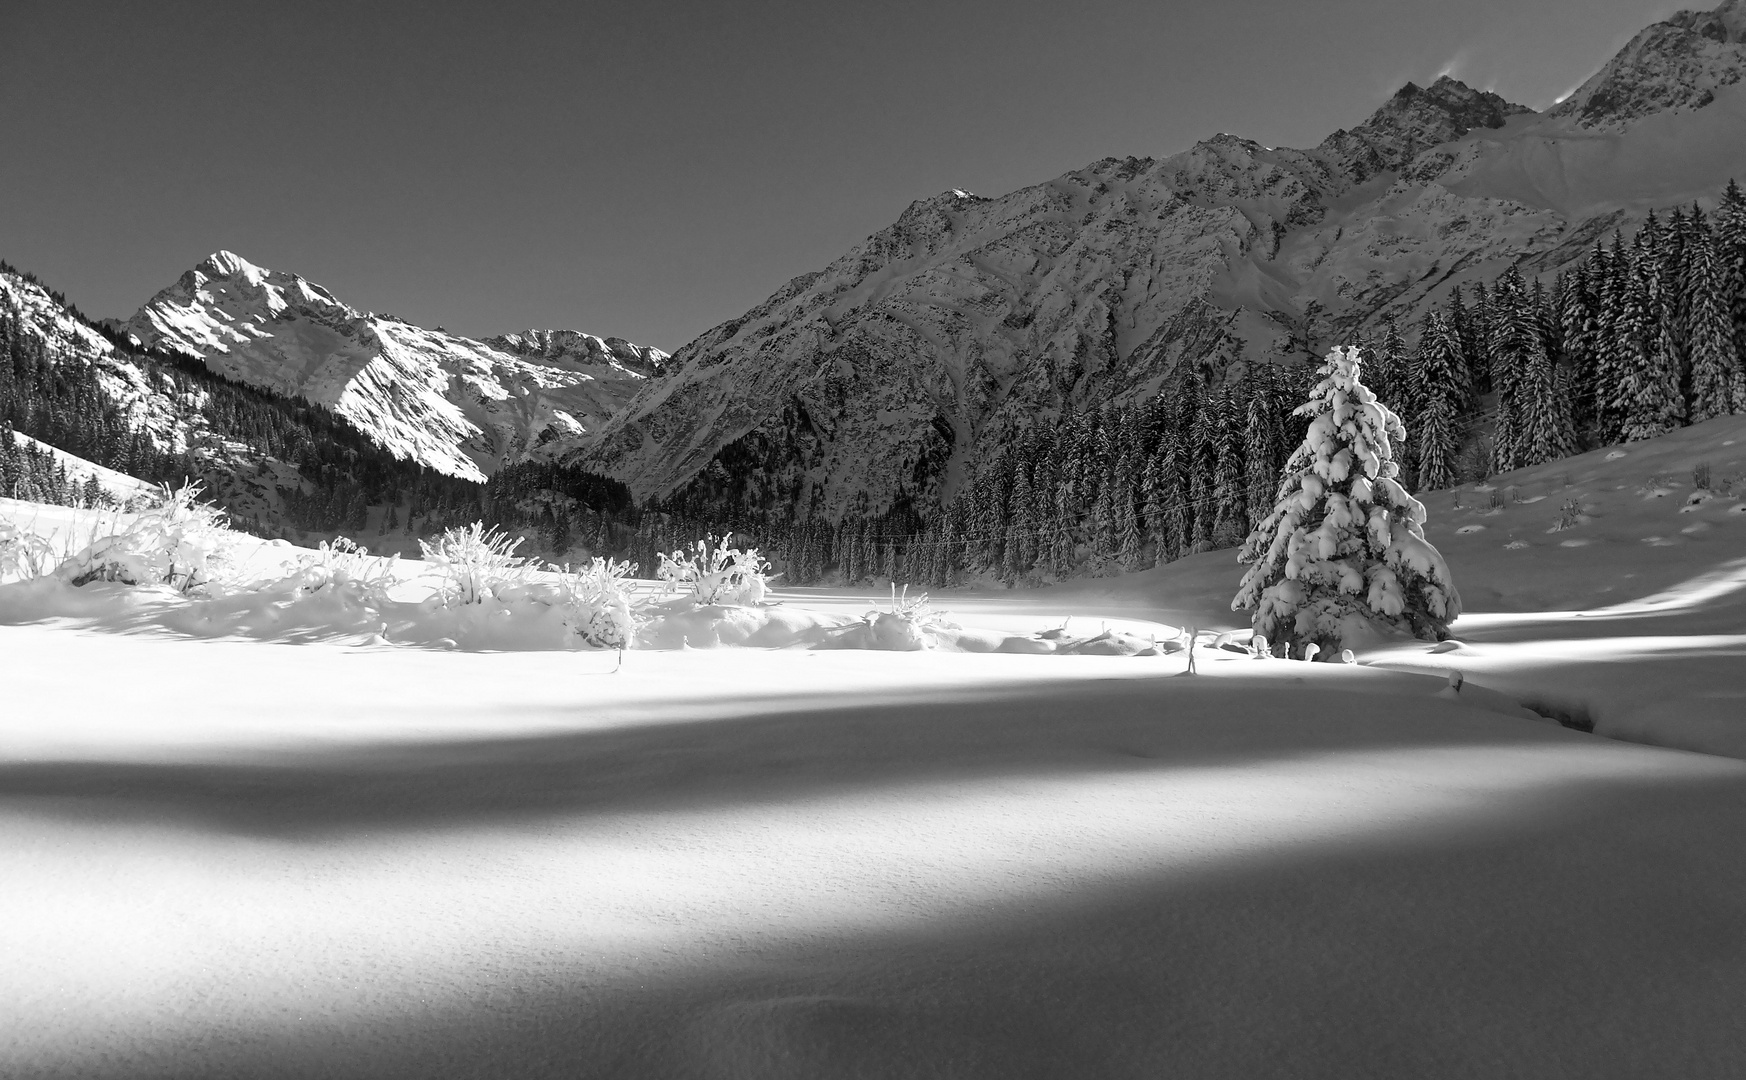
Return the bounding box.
[1549,0,1746,129]
[126,252,667,482]
[2,267,297,522]
[575,0,1746,517]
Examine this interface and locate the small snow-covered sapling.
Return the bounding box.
[1303,642,1320,663]
[1252,633,1269,659]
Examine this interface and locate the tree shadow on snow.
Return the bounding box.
[20,766,1746,1080]
[0,670,1602,838]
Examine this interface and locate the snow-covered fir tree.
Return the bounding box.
[1049,486,1074,578]
[1116,451,1144,571]
[1234,346,1461,656]
[1687,224,1741,422]
[1152,424,1187,563]
[1411,310,1465,491]
[1722,181,1746,410]
[1488,265,1534,472]
[1617,232,1686,441]
[1186,380,1216,551]
[1243,368,1286,528]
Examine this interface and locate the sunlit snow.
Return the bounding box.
[3,416,1746,1077]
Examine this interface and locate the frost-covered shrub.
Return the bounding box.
[419,523,535,606]
[657,533,772,606]
[57,483,235,595]
[1551,498,1582,532]
[1233,346,1461,656]
[550,557,642,650]
[860,584,949,651]
[280,537,401,608]
[0,519,56,583]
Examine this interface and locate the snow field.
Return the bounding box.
[4,622,1746,1078]
[3,417,1746,1075]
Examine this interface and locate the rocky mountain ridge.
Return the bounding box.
[1550,0,1746,129]
[126,252,667,482]
[572,0,1746,519]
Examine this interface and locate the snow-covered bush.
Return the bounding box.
[1551,499,1582,532]
[57,483,235,595]
[860,584,949,651]
[1233,346,1461,656]
[419,523,535,607]
[277,537,401,608]
[550,557,641,650]
[0,519,56,583]
[657,533,772,606]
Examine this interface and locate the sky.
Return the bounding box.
[0,0,1687,352]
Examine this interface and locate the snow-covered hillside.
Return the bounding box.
[4,430,157,504]
[127,252,667,482]
[577,0,1746,516]
[2,268,299,524]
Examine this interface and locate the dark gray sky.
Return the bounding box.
[1,0,1683,351]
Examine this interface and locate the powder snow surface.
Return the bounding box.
[4,418,1746,1077]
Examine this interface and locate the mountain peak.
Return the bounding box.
[1550,0,1746,129]
[197,250,267,281]
[1319,75,1530,181]
[1357,76,1530,136]
[1668,0,1746,42]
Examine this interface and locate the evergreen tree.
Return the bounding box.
[1242,368,1285,529]
[1469,280,1494,395]
[1591,232,1634,444]
[1617,233,1686,441]
[1154,425,1188,563]
[1004,466,1033,583]
[1568,246,1608,441]
[1516,331,1575,467]
[1234,346,1460,655]
[1687,223,1741,421]
[1185,378,1216,551]
[1718,179,1746,411]
[1049,486,1075,578]
[1116,450,1144,571]
[1488,266,1532,472]
[1412,311,1465,491]
[1211,391,1246,547]
[1447,286,1477,398]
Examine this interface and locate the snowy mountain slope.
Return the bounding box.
[4,430,157,504]
[0,269,287,520]
[127,253,667,482]
[2,264,488,545]
[576,1,1746,517]
[2,272,184,450]
[1549,0,1746,130]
